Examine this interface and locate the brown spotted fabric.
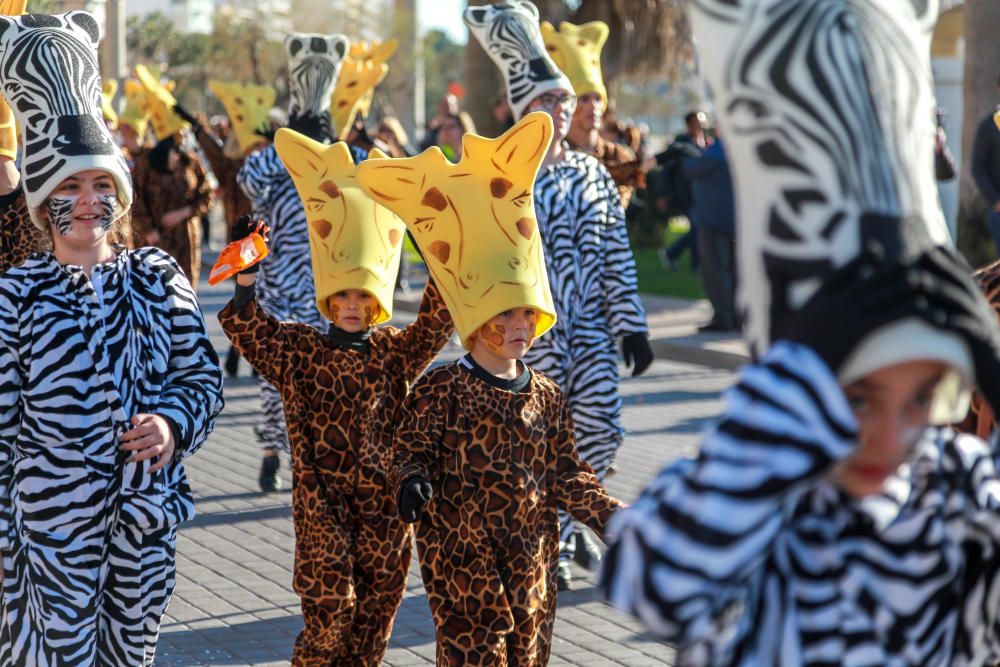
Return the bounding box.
[219,279,453,667]
[131,147,213,286]
[391,364,623,666]
[567,135,645,209]
[0,188,48,273]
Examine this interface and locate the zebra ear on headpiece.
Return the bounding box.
[65,10,100,46]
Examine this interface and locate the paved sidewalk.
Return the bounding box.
[154,274,736,666]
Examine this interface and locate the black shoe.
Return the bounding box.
[224,346,240,377]
[258,454,281,493]
[556,561,572,591]
[698,320,736,333]
[572,532,603,572]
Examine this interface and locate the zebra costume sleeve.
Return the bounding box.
[592,157,647,337]
[143,250,224,457]
[0,278,23,553]
[598,341,857,649]
[236,145,283,211]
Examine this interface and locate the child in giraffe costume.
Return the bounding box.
[236,32,363,492]
[220,134,453,666]
[466,0,653,589]
[358,111,623,667]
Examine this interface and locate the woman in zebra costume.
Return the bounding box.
[599,1,1000,663]
[0,12,224,665]
[465,0,654,590]
[236,31,363,492]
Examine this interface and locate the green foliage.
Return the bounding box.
[422,29,465,123]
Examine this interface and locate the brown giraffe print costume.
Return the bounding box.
[191,124,252,238]
[956,259,1000,440]
[219,278,452,667]
[0,188,48,273]
[391,362,623,666]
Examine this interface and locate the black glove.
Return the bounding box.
[398,476,433,523]
[230,215,268,275]
[775,247,922,374]
[622,332,654,377]
[172,103,201,130]
[912,246,1000,416]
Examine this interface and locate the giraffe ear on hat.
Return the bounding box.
[273,127,328,178]
[573,21,609,48]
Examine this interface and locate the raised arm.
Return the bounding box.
[387,276,454,383]
[598,341,857,652]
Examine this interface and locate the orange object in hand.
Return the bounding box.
[208,230,269,285]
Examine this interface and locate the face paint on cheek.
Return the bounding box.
[97,193,119,231]
[46,196,79,236]
[329,303,340,325]
[480,323,506,354]
[363,305,376,327]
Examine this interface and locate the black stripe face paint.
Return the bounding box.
[46,193,118,236]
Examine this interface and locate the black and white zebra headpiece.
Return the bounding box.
[283,32,348,141]
[0,11,131,230]
[689,0,969,405]
[464,1,573,120]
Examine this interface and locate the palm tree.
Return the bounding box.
[958,0,1000,266]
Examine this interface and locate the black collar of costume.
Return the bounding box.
[288,113,333,144]
[458,354,531,393]
[326,323,372,352]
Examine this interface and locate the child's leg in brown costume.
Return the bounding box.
[291,500,356,667]
[346,514,414,666]
[500,540,560,666]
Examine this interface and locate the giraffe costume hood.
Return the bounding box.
[119,78,151,137]
[134,65,189,141]
[0,11,132,231]
[208,80,276,157]
[274,132,405,325]
[357,111,557,348]
[689,0,971,422]
[540,20,609,105]
[330,39,397,140]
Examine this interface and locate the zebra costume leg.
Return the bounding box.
[559,338,624,565]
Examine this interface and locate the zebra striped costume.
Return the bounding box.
[524,149,648,560]
[600,341,1000,665]
[0,246,223,666]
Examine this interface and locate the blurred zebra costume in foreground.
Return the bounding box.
[598,1,1000,664]
[0,12,223,665]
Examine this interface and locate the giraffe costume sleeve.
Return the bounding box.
[218,293,296,390]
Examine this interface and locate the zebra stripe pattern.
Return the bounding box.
[599,340,1000,665]
[523,150,647,560]
[283,32,347,138]
[686,0,946,358]
[0,246,223,665]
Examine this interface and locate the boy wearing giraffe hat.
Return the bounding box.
[236,31,367,492]
[357,111,623,666]
[219,134,453,666]
[466,0,652,591]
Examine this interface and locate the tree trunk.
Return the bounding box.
[464,0,505,137]
[958,0,1000,266]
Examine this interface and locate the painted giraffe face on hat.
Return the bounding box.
[464,1,573,120]
[0,11,132,230]
[356,111,558,348]
[283,32,349,122]
[687,0,948,358]
[274,132,405,325]
[330,38,397,140]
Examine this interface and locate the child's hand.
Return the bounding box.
[398,476,433,523]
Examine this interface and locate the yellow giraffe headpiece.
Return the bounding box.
[330,38,397,140]
[274,131,405,325]
[135,64,189,141]
[0,0,26,160]
[101,79,119,129]
[356,111,557,349]
[208,80,276,156]
[540,20,609,105]
[119,78,151,138]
